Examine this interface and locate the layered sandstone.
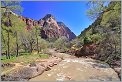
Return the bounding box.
[19,14,76,40]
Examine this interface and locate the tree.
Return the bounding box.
[1,1,23,58]
[19,30,30,53]
[19,27,36,53]
[83,37,93,44]
[90,33,101,44]
[54,36,69,49]
[1,1,23,15]
[34,25,40,53]
[1,27,8,58]
[10,14,26,56]
[38,38,49,51]
[91,1,121,67]
[86,1,109,20]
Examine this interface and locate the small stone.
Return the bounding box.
[45,67,51,71]
[29,62,36,67]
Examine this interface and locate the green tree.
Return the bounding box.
[54,36,69,49]
[83,37,92,44]
[10,14,26,56]
[1,1,23,58]
[38,38,49,51]
[86,1,121,67]
[27,28,36,53]
[86,1,109,20]
[34,25,40,53]
[1,1,23,14]
[19,30,30,53]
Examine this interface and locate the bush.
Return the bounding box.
[83,37,93,44]
[90,34,101,43]
[95,31,121,67]
[38,38,49,50]
[71,39,83,48]
[48,42,55,48]
[54,36,69,49]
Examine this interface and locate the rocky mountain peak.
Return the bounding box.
[57,22,66,27]
[42,14,55,20]
[19,13,76,40]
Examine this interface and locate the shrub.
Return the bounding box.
[38,38,49,50]
[71,39,83,48]
[83,36,93,44]
[54,36,69,49]
[90,34,101,43]
[48,42,55,48]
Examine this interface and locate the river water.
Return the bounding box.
[30,57,119,81]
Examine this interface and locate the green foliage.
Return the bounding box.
[86,1,108,20]
[19,52,30,56]
[1,55,17,63]
[1,11,27,55]
[1,53,49,64]
[90,33,101,43]
[1,1,24,58]
[101,1,121,25]
[92,28,98,34]
[83,37,93,44]
[1,1,23,15]
[38,38,49,50]
[48,42,55,48]
[70,38,82,48]
[54,36,69,49]
[83,1,121,66]
[38,54,49,59]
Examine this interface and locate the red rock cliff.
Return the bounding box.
[19,14,76,40]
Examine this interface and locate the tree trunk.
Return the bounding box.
[16,32,19,57]
[36,28,39,53]
[5,50,8,59]
[30,42,33,53]
[7,30,10,59]
[37,37,39,53]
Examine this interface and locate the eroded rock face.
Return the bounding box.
[57,22,76,40]
[19,14,76,40]
[68,43,97,57]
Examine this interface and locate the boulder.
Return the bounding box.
[1,56,62,81]
[1,74,27,81]
[29,62,37,67]
[36,64,46,74]
[74,43,97,57]
[2,64,46,81]
[9,67,38,79]
[1,67,37,81]
[114,68,121,80]
[45,67,51,71]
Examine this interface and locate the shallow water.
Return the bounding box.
[30,58,119,81]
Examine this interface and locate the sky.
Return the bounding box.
[21,1,94,36]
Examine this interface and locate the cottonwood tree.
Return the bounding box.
[34,25,40,53]
[21,27,37,53]
[19,30,30,53]
[38,38,49,51]
[1,1,23,58]
[10,14,26,57]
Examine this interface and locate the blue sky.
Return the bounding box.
[21,1,94,36]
